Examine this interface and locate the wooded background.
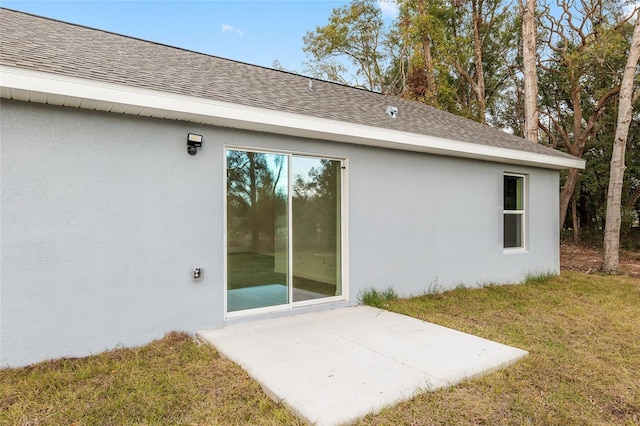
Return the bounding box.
[297,0,640,256]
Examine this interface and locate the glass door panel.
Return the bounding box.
[291,157,342,302]
[226,150,289,312]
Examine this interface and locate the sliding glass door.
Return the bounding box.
[291,157,341,302]
[226,148,343,314]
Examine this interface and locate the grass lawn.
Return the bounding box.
[2,271,639,425]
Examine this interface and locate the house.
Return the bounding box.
[0,8,584,368]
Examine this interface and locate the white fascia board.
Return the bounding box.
[0,65,585,170]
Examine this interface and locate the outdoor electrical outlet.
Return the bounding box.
[193,268,202,280]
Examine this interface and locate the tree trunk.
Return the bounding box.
[520,0,539,142]
[421,34,437,104]
[602,11,640,272]
[572,196,580,244]
[472,0,486,123]
[412,0,437,104]
[558,79,590,229]
[559,168,580,229]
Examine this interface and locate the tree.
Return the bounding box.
[569,76,640,239]
[520,0,539,142]
[537,0,632,230]
[302,0,395,92]
[603,8,640,272]
[454,0,493,122]
[397,0,447,104]
[397,0,517,122]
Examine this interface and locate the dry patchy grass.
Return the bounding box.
[1,272,638,425]
[0,332,302,426]
[356,272,640,425]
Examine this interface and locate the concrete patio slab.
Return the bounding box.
[197,306,528,426]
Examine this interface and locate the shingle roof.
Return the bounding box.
[0,8,580,166]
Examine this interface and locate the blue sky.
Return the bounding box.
[2,1,399,74]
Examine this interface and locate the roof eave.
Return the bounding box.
[0,65,585,170]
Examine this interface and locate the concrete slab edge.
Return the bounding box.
[196,330,315,423]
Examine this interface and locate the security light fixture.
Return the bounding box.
[187,133,203,156]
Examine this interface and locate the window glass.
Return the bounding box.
[504,213,522,248]
[504,174,525,249]
[504,175,523,210]
[292,157,341,302]
[226,150,289,312]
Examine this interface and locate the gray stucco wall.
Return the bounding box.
[348,148,559,294]
[1,100,559,367]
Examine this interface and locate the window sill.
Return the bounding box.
[503,247,527,254]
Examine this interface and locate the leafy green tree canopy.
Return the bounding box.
[303,0,397,92]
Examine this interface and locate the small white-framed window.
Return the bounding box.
[503,173,526,249]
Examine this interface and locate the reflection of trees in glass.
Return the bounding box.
[293,159,340,253]
[227,151,286,252]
